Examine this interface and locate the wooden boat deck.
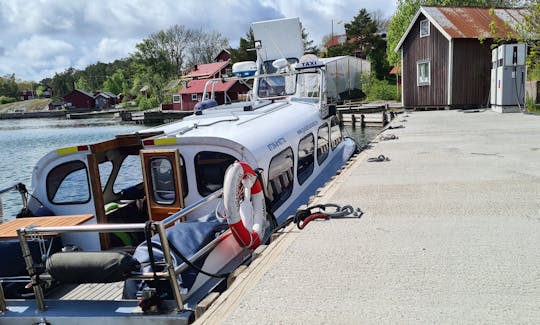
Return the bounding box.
[49,282,125,301]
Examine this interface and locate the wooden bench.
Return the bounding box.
[0,214,94,239]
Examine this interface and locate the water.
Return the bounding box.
[0,118,379,221]
[0,118,146,221]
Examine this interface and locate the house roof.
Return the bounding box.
[95,91,117,99]
[395,6,527,51]
[74,89,94,98]
[325,34,348,47]
[183,61,230,79]
[179,79,237,95]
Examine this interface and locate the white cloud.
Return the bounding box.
[0,0,396,81]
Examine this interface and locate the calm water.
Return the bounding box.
[0,118,379,221]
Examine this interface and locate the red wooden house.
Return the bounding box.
[171,51,249,110]
[63,89,95,109]
[178,79,249,111]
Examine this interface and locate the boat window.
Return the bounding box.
[296,72,320,99]
[113,155,144,194]
[46,160,90,204]
[98,161,113,191]
[257,58,298,98]
[317,124,330,164]
[267,147,294,211]
[297,134,315,185]
[195,151,237,197]
[330,116,342,150]
[149,157,176,205]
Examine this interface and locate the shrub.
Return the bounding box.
[0,96,17,105]
[137,96,159,110]
[361,73,400,101]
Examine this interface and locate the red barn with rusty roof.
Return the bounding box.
[395,6,527,109]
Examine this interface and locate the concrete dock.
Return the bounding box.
[198,110,540,324]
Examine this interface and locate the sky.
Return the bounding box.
[0,0,397,82]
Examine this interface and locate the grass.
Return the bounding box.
[0,98,52,113]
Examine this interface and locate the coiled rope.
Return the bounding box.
[293,203,363,230]
[367,155,390,162]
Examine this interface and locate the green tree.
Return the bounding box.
[0,74,19,98]
[74,76,91,92]
[50,68,77,99]
[103,69,128,95]
[229,29,257,63]
[345,9,379,59]
[518,0,540,79]
[301,22,319,54]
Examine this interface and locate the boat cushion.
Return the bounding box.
[123,214,227,298]
[46,251,141,283]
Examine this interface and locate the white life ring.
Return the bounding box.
[223,162,267,249]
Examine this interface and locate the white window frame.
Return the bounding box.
[420,19,430,38]
[417,60,431,87]
[172,94,181,103]
[191,94,197,101]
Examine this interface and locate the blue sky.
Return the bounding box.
[0,0,397,82]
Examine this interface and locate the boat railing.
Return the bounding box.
[0,183,29,222]
[0,188,224,314]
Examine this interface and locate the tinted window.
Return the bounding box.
[267,147,294,211]
[317,124,330,165]
[297,134,315,185]
[149,157,176,205]
[47,161,90,204]
[195,151,237,197]
[330,116,342,150]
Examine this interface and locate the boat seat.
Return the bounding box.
[123,214,228,299]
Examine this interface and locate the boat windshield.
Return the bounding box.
[257,59,298,99]
[294,72,320,102]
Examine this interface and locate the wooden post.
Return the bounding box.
[382,112,388,126]
[195,292,220,319]
[351,114,356,129]
[227,265,248,288]
[360,114,365,128]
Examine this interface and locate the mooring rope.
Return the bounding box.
[367,155,390,162]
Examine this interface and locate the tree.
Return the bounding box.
[103,69,128,95]
[229,29,257,63]
[345,9,379,59]
[518,0,540,79]
[74,76,91,92]
[0,74,19,98]
[50,68,77,99]
[301,22,319,54]
[185,29,229,67]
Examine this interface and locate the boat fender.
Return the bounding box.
[223,162,266,249]
[194,99,218,111]
[46,251,140,283]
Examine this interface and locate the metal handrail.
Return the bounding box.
[6,188,225,314]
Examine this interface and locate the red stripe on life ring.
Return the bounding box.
[223,161,266,250]
[238,162,262,194]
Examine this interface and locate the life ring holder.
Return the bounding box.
[223,161,266,249]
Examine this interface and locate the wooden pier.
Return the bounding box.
[337,101,402,127]
[121,110,193,125]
